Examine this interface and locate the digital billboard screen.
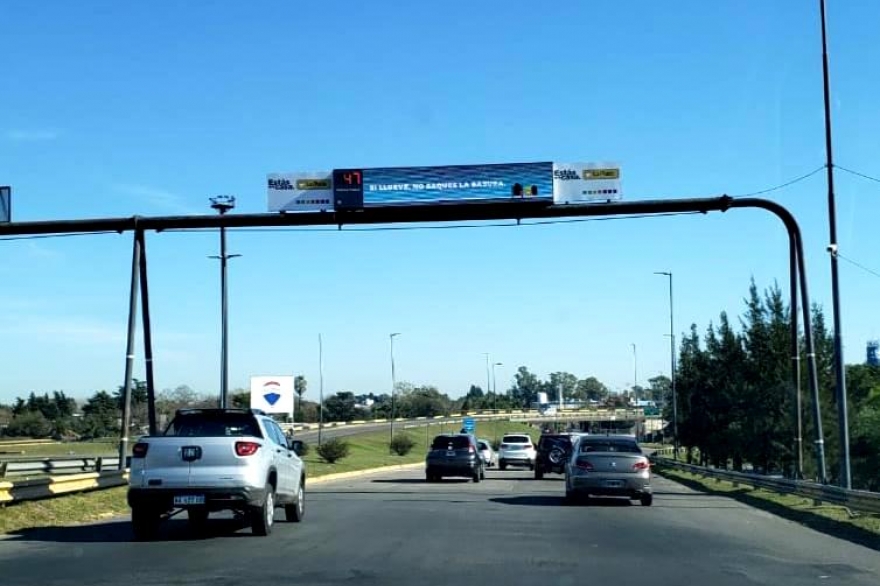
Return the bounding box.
[333,162,554,209]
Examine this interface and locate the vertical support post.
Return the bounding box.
[318,333,324,446]
[790,233,804,479]
[795,229,828,483]
[818,0,851,489]
[118,231,141,469]
[137,229,157,435]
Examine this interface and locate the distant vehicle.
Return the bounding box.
[498,434,536,471]
[127,408,306,540]
[564,435,652,506]
[477,438,497,468]
[426,434,485,482]
[534,433,584,479]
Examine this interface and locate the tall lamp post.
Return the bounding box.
[631,343,638,397]
[389,332,401,449]
[318,333,325,446]
[654,271,678,459]
[819,0,851,489]
[209,195,239,409]
[492,361,502,443]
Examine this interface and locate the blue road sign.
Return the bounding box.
[463,417,475,434]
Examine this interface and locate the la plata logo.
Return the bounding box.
[553,169,580,180]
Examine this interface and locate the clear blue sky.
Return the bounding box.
[2,0,880,404]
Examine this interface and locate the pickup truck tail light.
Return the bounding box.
[132,442,149,458]
[235,441,261,457]
[633,460,650,471]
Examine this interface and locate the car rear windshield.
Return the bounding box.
[477,441,490,450]
[578,440,641,453]
[164,412,262,438]
[503,435,531,444]
[431,436,471,450]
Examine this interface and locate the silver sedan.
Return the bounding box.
[564,435,653,506]
[477,439,498,468]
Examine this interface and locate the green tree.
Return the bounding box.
[5,411,53,438]
[646,375,670,404]
[323,391,357,422]
[576,377,609,402]
[510,366,542,407]
[294,375,307,400]
[79,390,121,439]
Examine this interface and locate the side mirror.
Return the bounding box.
[288,439,305,456]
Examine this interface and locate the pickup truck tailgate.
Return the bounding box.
[131,437,265,489]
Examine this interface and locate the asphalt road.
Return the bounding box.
[2,469,879,586]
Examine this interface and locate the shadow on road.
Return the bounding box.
[4,516,254,543]
[370,478,471,484]
[490,495,633,507]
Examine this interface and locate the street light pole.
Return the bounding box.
[819,0,851,489]
[389,332,401,450]
[492,362,502,443]
[631,343,638,398]
[318,333,324,446]
[484,353,491,397]
[655,271,678,458]
[209,195,239,409]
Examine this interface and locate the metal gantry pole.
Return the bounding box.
[819,0,851,489]
[137,229,158,436]
[118,232,141,469]
[790,234,804,479]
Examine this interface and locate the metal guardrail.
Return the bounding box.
[0,456,129,478]
[651,451,880,516]
[0,470,129,503]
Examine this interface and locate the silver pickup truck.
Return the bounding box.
[127,408,306,540]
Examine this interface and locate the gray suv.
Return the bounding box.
[425,433,485,483]
[127,408,306,539]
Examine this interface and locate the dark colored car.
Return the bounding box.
[425,433,485,483]
[534,433,581,479]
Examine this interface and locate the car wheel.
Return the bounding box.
[528,462,535,471]
[640,494,653,507]
[473,469,481,483]
[250,484,275,536]
[499,461,507,471]
[480,466,486,480]
[565,490,579,506]
[131,507,160,541]
[285,482,305,522]
[535,466,544,480]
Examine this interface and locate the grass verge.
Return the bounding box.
[0,441,119,459]
[0,421,537,535]
[656,464,880,551]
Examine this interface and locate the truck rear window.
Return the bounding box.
[164,412,262,438]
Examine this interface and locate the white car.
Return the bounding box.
[498,434,536,470]
[477,438,497,467]
[128,408,306,540]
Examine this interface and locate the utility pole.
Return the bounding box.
[318,333,324,446]
[818,0,851,489]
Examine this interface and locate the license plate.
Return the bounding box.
[604,480,624,488]
[446,451,455,457]
[173,495,205,506]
